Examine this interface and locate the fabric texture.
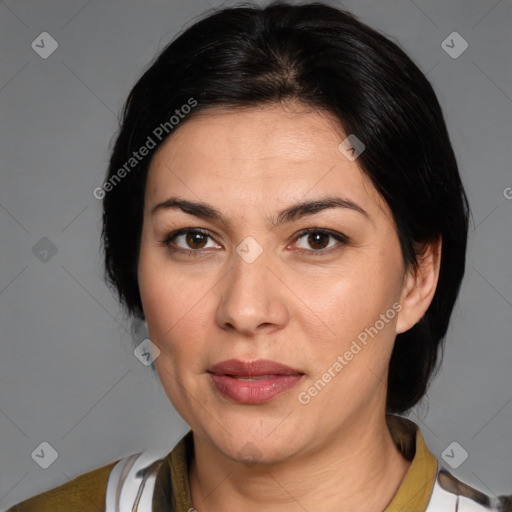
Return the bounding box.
[6,415,511,511]
[6,459,119,512]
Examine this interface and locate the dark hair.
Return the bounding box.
[101,1,470,414]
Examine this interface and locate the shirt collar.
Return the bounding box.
[383,414,438,511]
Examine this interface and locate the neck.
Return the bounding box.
[188,410,412,512]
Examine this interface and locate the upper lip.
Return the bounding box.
[208,359,303,377]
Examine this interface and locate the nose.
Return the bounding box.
[215,246,289,336]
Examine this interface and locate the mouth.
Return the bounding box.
[208,359,305,404]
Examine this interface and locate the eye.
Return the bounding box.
[160,227,349,258]
[293,228,349,256]
[161,228,221,255]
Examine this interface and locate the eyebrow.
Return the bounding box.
[150,196,369,229]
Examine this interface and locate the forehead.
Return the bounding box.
[144,104,387,219]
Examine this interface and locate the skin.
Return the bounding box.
[137,102,441,512]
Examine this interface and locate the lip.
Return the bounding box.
[209,359,302,376]
[208,359,304,404]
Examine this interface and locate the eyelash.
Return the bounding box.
[160,227,349,258]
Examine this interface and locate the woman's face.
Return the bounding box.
[138,103,411,463]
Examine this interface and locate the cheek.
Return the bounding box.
[300,272,401,402]
[138,252,213,368]
[299,256,401,340]
[138,242,194,323]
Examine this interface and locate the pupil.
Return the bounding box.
[309,232,328,249]
[187,232,206,248]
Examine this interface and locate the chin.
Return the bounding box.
[225,436,296,466]
[197,415,308,466]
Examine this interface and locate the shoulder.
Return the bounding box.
[6,443,181,512]
[427,467,512,512]
[5,458,121,512]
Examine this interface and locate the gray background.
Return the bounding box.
[1,0,511,508]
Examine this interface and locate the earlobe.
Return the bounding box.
[395,237,442,334]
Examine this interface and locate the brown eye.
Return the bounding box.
[293,228,349,256]
[161,228,221,254]
[186,231,208,249]
[307,232,330,250]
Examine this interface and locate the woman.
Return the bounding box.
[7,1,511,511]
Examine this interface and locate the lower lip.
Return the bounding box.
[209,374,303,404]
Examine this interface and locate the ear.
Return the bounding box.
[395,237,442,335]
